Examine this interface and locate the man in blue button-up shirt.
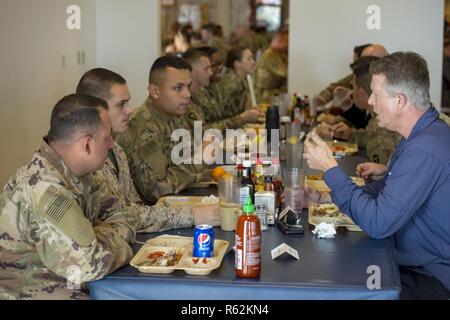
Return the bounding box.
[305,52,450,300]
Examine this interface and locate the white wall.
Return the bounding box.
[0,0,96,186]
[95,0,160,107]
[289,0,444,109]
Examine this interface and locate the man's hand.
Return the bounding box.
[316,123,336,139]
[240,107,261,124]
[192,204,220,227]
[333,122,353,141]
[356,163,388,181]
[304,132,338,172]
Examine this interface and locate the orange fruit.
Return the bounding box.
[212,167,225,180]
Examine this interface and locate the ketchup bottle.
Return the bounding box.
[235,198,261,278]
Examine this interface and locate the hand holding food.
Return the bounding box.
[304,132,338,172]
[333,122,353,141]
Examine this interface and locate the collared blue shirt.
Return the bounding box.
[324,107,450,290]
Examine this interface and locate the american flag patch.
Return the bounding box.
[45,195,72,223]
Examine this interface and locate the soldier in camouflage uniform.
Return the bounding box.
[0,95,135,300]
[200,24,230,66]
[332,56,402,165]
[197,47,258,124]
[116,56,206,205]
[183,49,260,132]
[253,31,288,104]
[76,68,220,232]
[315,44,388,107]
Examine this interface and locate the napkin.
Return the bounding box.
[312,223,337,239]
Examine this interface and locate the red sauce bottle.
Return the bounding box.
[235,198,261,278]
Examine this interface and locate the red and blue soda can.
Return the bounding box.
[193,225,215,258]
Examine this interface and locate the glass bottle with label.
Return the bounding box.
[239,161,255,205]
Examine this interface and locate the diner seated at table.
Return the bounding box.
[316,44,389,129]
[0,95,136,299]
[116,56,210,205]
[182,48,261,133]
[316,56,402,165]
[304,52,450,300]
[76,68,220,233]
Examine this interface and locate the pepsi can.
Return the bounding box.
[193,225,215,258]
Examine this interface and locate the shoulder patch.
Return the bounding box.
[37,186,96,247]
[45,194,72,223]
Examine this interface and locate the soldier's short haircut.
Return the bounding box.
[354,44,372,59]
[182,49,209,65]
[370,52,431,111]
[149,55,192,85]
[350,56,379,95]
[48,94,108,144]
[76,68,126,101]
[225,47,249,69]
[197,46,219,58]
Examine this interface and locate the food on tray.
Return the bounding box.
[330,145,346,153]
[146,249,182,267]
[307,174,324,181]
[311,204,340,217]
[192,258,211,265]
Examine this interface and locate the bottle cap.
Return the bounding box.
[243,198,255,215]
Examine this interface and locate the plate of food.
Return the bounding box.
[306,174,365,192]
[326,141,359,156]
[130,236,229,276]
[308,203,362,232]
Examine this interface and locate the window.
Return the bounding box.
[254,0,283,32]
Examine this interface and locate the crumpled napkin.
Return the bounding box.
[312,223,337,239]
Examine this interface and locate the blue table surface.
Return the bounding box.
[88,153,402,300]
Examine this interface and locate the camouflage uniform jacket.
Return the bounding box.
[254,48,288,104]
[116,97,202,205]
[0,139,135,300]
[96,142,194,233]
[188,87,246,132]
[351,113,402,165]
[318,73,353,104]
[207,70,250,120]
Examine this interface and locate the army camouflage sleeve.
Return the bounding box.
[26,182,133,284]
[133,203,194,233]
[318,74,353,104]
[351,128,367,147]
[366,131,402,165]
[125,144,198,205]
[265,54,288,79]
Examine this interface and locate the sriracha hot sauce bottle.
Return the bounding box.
[235,198,261,278]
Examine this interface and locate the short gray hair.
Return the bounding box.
[370,52,431,111]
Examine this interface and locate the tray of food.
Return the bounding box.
[326,141,359,156]
[156,195,219,207]
[306,174,365,192]
[130,236,229,275]
[308,204,362,232]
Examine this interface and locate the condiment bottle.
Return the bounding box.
[235,198,261,278]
